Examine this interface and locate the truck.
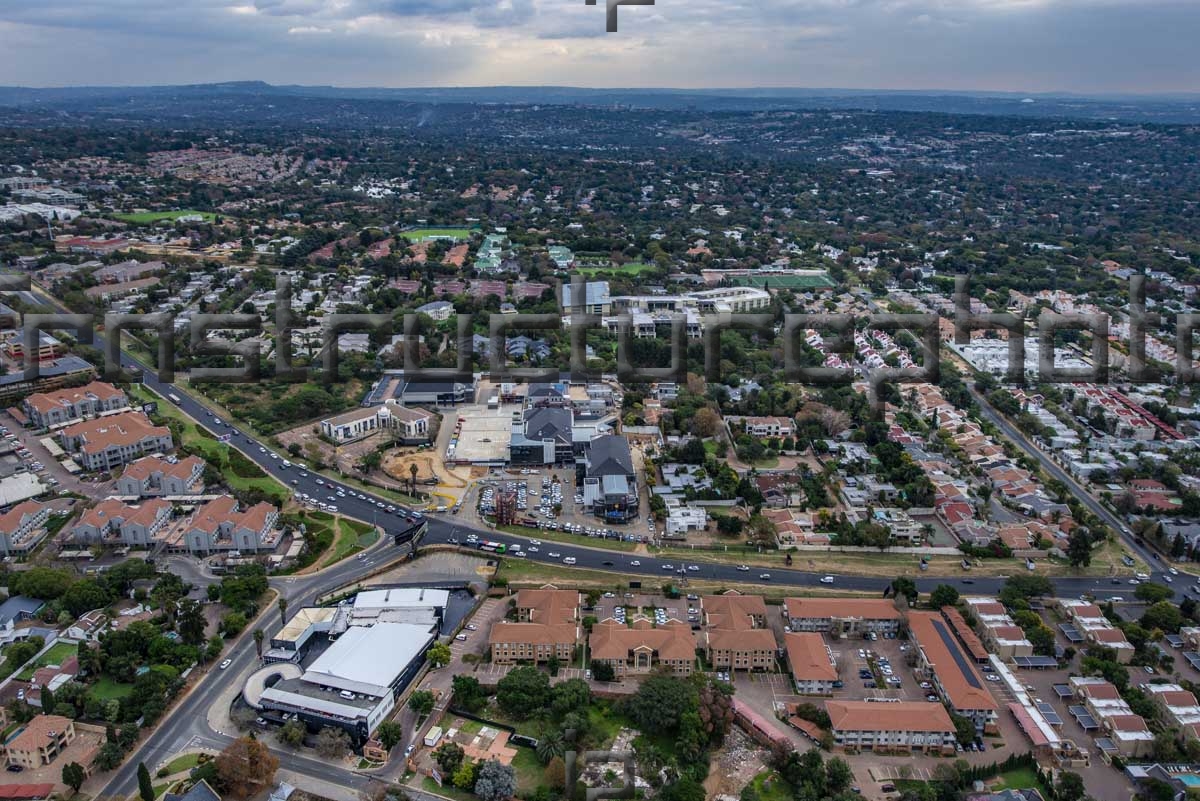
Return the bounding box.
[424,726,443,748]
[168,393,182,405]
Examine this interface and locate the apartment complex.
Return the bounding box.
[114,455,205,497]
[701,592,778,671]
[0,500,49,557]
[783,598,901,636]
[589,618,696,678]
[907,611,999,733]
[784,632,838,695]
[58,411,174,471]
[1145,684,1200,739]
[22,380,128,428]
[827,701,956,755]
[489,587,581,665]
[1070,677,1154,758]
[70,499,173,547]
[180,496,280,554]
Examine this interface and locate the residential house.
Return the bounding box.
[3,715,76,769]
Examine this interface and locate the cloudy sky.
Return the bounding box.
[0,0,1196,94]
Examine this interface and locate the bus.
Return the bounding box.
[168,393,182,405]
[478,541,508,554]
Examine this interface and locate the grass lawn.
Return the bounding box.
[17,641,77,681]
[162,753,202,775]
[112,210,218,224]
[747,772,794,801]
[401,228,472,242]
[575,262,657,276]
[421,776,477,801]
[993,767,1048,794]
[511,746,544,795]
[321,518,379,567]
[703,440,719,456]
[89,676,134,701]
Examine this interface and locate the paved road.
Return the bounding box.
[31,283,1167,797]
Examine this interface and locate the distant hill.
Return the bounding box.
[1,82,1199,124]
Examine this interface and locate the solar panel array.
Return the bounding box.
[1059,623,1083,643]
[1166,634,1184,648]
[1069,705,1099,730]
[1036,702,1063,725]
[1184,652,1200,671]
[1053,684,1074,699]
[930,618,983,689]
[1013,655,1058,669]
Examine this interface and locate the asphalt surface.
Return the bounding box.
[25,283,1173,797]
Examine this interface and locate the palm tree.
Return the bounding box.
[253,629,264,659]
[278,597,288,626]
[409,463,419,496]
[536,730,565,764]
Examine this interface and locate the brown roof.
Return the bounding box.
[0,500,45,535]
[785,597,900,621]
[827,701,954,734]
[60,411,169,454]
[516,587,579,625]
[25,381,124,414]
[784,632,837,682]
[75,498,170,532]
[1155,690,1198,707]
[707,627,777,653]
[488,621,579,647]
[941,606,989,661]
[1108,714,1150,733]
[908,611,998,713]
[702,592,768,630]
[1092,628,1133,645]
[121,455,204,484]
[1078,682,1122,701]
[589,618,695,662]
[6,715,73,754]
[189,496,275,536]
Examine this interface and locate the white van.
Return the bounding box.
[563,556,577,565]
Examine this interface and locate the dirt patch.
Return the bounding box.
[383,450,468,488]
[705,727,769,799]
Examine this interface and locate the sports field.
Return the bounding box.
[731,272,836,289]
[575,261,658,276]
[112,210,217,223]
[400,227,473,242]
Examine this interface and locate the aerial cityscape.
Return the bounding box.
[1,5,1200,801]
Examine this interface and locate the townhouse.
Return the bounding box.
[58,411,174,471]
[784,632,838,695]
[69,499,173,547]
[3,714,77,770]
[783,598,901,637]
[489,587,581,665]
[731,416,795,439]
[1070,677,1154,758]
[965,599,1033,660]
[1145,684,1200,739]
[0,500,50,558]
[180,496,280,554]
[114,455,205,497]
[1057,600,1134,663]
[827,701,956,755]
[589,617,695,678]
[22,380,128,428]
[701,592,778,672]
[908,611,999,733]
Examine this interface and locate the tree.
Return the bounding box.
[544,755,566,789]
[62,762,86,794]
[1067,529,1093,567]
[825,757,853,795]
[377,721,404,751]
[891,576,919,606]
[551,678,591,716]
[215,736,280,799]
[496,666,552,719]
[178,599,207,646]
[452,760,478,791]
[998,574,1054,606]
[95,741,125,771]
[623,673,699,734]
[408,690,436,718]
[536,730,565,764]
[659,777,706,801]
[427,642,452,668]
[434,741,466,775]
[1135,582,1175,604]
[474,759,517,801]
[278,597,288,626]
[1056,771,1086,801]
[949,713,975,746]
[1142,601,1185,633]
[591,662,615,682]
[692,408,720,437]
[279,718,307,747]
[315,727,351,759]
[138,762,155,801]
[928,584,960,609]
[253,629,264,659]
[452,675,487,711]
[41,686,56,716]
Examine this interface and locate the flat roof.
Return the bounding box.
[305,622,434,695]
[277,607,338,644]
[353,588,450,610]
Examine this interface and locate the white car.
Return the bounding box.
[736,564,750,572]
[630,560,641,567]
[759,573,771,581]
[820,576,835,584]
[661,564,674,570]
[220,659,232,669]
[548,552,561,558]
[1169,567,1179,575]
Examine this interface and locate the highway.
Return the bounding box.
[17,287,1169,796]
